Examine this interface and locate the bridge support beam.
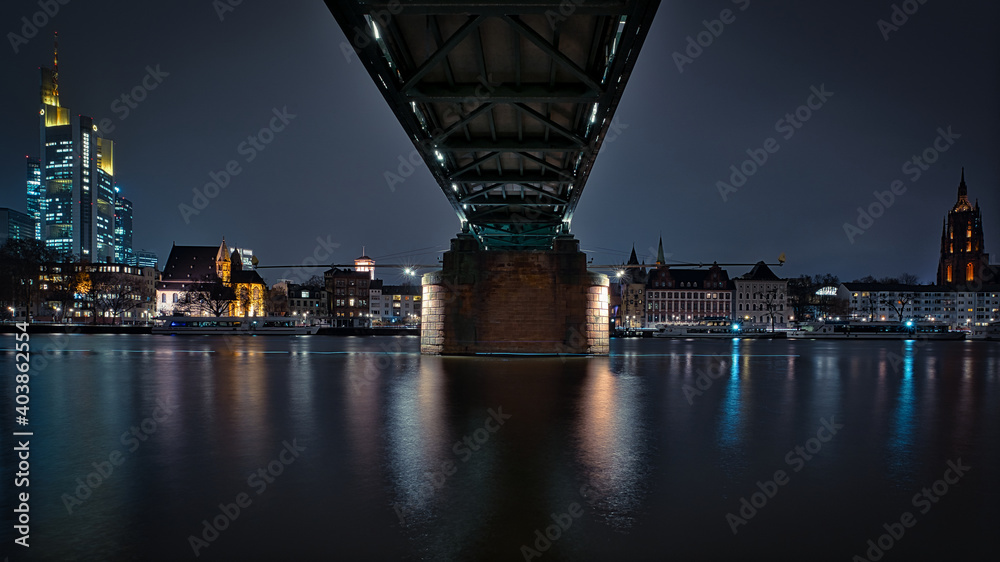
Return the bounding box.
[420,235,609,355]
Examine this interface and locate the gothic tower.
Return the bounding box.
[937,169,989,288]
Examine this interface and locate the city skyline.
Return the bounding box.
[0,1,997,284]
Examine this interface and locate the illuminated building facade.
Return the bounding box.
[25,157,42,239]
[325,267,371,327]
[614,245,647,329]
[225,248,266,316]
[612,239,734,328]
[369,282,421,325]
[646,263,732,325]
[35,38,117,262]
[354,254,375,280]
[155,239,266,316]
[114,191,134,265]
[733,262,789,327]
[840,283,998,328]
[286,284,326,319]
[135,249,158,269]
[937,169,992,288]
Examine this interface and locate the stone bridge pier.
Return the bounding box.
[420,236,608,355]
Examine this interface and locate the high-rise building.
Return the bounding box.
[234,247,256,270]
[135,249,158,269]
[114,189,134,265]
[26,156,42,239]
[35,34,117,262]
[0,208,35,245]
[937,169,991,288]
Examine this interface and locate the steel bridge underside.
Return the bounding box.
[327,1,659,250]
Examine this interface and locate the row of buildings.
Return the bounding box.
[611,241,792,329]
[1,36,156,269]
[611,171,999,330]
[155,241,421,326]
[18,168,994,329]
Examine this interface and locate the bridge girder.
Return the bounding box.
[327,0,659,249]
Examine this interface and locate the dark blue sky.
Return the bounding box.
[1,0,997,284]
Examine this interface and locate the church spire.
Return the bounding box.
[627,244,638,265]
[951,168,971,212]
[656,235,666,265]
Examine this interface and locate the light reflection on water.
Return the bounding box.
[887,341,916,485]
[1,335,998,561]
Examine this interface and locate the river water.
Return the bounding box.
[1,334,998,561]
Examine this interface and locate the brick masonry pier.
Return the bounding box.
[420,235,609,355]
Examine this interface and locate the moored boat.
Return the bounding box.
[967,322,1000,341]
[788,320,964,340]
[152,316,319,335]
[653,318,781,339]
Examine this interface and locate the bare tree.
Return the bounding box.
[754,287,780,332]
[879,293,913,322]
[94,271,152,324]
[267,287,288,316]
[179,279,236,316]
[42,261,84,322]
[302,275,324,292]
[860,294,878,321]
[898,272,920,285]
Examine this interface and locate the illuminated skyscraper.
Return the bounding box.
[115,189,134,265]
[135,249,158,269]
[36,34,117,262]
[25,157,42,239]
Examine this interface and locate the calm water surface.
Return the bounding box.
[2,334,999,561]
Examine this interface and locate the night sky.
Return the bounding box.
[1,0,997,285]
